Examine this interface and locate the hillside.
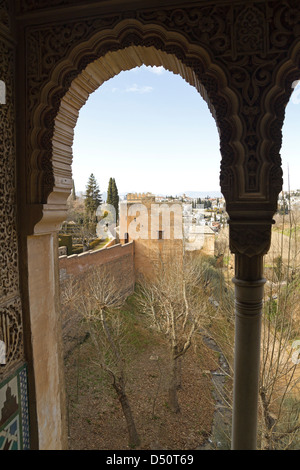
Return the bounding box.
[63,298,221,450]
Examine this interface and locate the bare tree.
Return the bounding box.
[136,256,213,413]
[259,200,300,450]
[211,199,300,449]
[76,267,141,448]
[60,274,88,358]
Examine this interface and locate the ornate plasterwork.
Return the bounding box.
[22,1,300,255]
[16,0,84,13]
[0,0,10,30]
[138,2,300,200]
[0,297,23,371]
[0,5,24,377]
[229,223,272,258]
[25,13,235,208]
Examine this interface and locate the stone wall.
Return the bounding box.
[59,241,136,359]
[119,199,184,280]
[59,241,135,299]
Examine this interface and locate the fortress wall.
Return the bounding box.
[59,241,135,299]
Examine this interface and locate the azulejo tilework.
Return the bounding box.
[0,364,30,450]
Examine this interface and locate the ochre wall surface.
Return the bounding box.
[133,238,183,280]
[59,242,135,298]
[120,199,184,279]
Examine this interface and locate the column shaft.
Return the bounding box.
[231,254,266,450]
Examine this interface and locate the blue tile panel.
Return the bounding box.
[0,364,30,450]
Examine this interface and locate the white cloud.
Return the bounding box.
[148,66,165,75]
[125,83,153,94]
[142,65,165,75]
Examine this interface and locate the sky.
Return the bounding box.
[72,65,300,198]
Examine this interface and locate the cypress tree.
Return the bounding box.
[112,178,119,223]
[84,173,102,226]
[107,177,114,206]
[106,177,119,223]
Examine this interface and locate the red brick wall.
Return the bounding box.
[59,241,135,298]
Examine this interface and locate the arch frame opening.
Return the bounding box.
[25,18,242,235]
[18,7,300,451]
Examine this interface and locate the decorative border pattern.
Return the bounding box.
[0,363,30,450]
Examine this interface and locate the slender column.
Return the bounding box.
[27,231,68,450]
[231,254,266,450]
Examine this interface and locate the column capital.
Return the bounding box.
[228,218,274,258]
[24,202,68,236]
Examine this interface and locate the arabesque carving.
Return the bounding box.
[229,223,272,258]
[138,6,231,55]
[0,297,23,371]
[16,0,82,13]
[11,1,300,450]
[24,2,300,218]
[21,1,300,256]
[0,0,10,30]
[0,4,24,377]
[25,16,235,209]
[0,38,19,302]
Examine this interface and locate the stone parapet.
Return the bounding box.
[59,241,135,298]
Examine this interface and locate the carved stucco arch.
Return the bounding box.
[260,38,300,200]
[16,3,300,451]
[27,18,242,234]
[227,45,300,258]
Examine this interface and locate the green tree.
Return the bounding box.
[84,173,102,228]
[112,178,119,223]
[107,177,113,206]
[107,177,119,223]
